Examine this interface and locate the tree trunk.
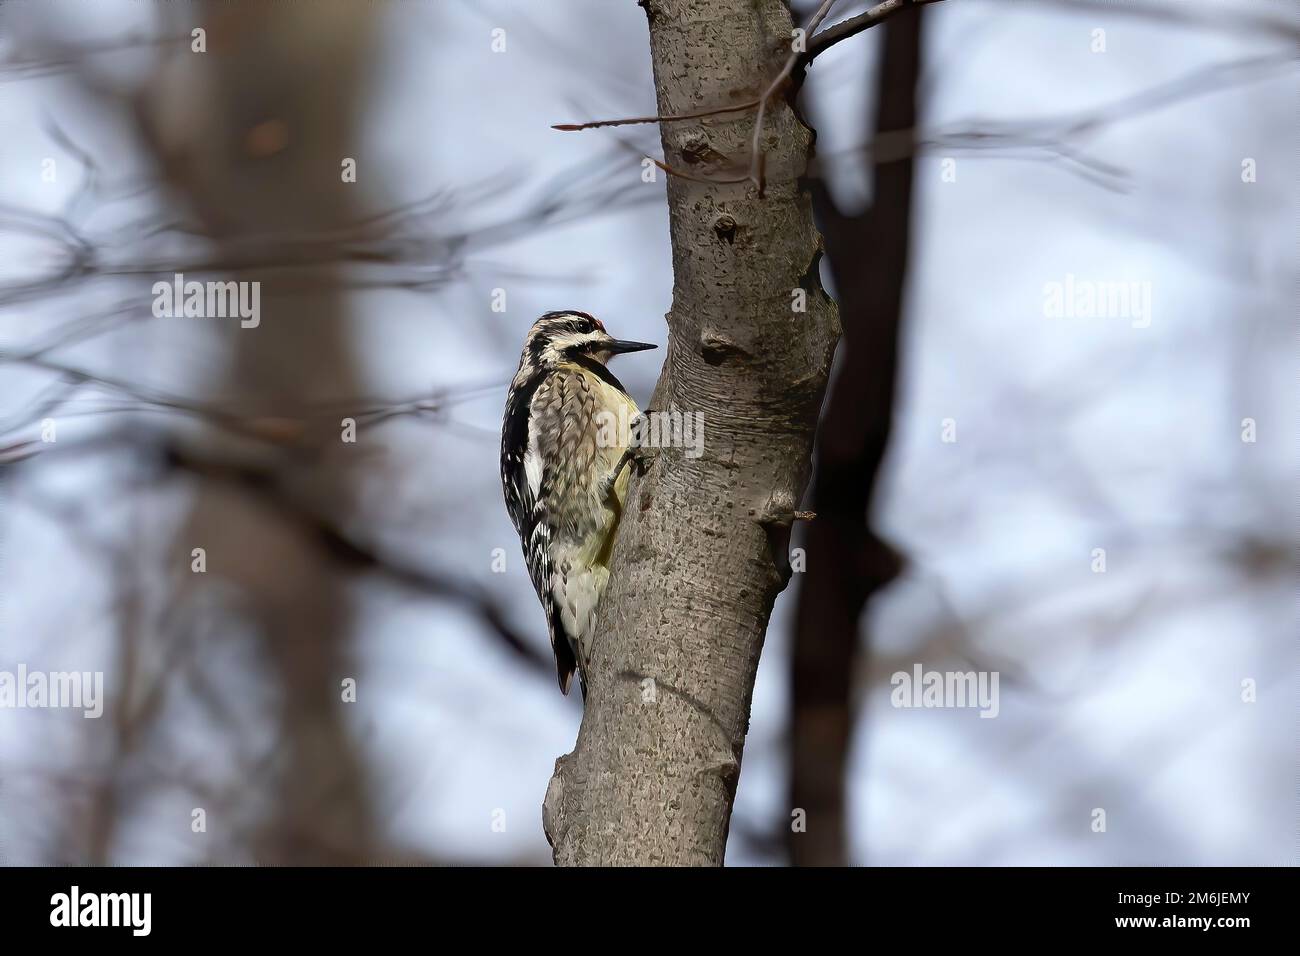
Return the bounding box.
[543,0,839,866]
[140,2,379,864]
[787,8,924,866]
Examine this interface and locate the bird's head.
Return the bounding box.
[519,311,656,373]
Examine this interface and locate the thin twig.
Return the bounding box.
[803,0,946,66]
[553,99,761,132]
[647,156,751,186]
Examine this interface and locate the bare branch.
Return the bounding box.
[803,0,945,65]
[553,98,761,132]
[552,0,949,194]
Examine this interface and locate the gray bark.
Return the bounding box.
[543,0,839,865]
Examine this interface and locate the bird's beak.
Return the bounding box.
[603,339,657,355]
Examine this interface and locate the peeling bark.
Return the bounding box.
[544,0,839,866]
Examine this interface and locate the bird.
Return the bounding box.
[500,311,657,697]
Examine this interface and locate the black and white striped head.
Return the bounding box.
[517,311,656,374]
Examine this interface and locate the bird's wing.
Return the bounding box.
[502,373,578,694]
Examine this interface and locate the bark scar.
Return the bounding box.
[700,329,750,365]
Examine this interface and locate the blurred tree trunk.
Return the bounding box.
[543,0,839,866]
[786,8,925,867]
[130,3,379,864]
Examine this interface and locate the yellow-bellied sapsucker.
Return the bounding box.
[501,311,656,697]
